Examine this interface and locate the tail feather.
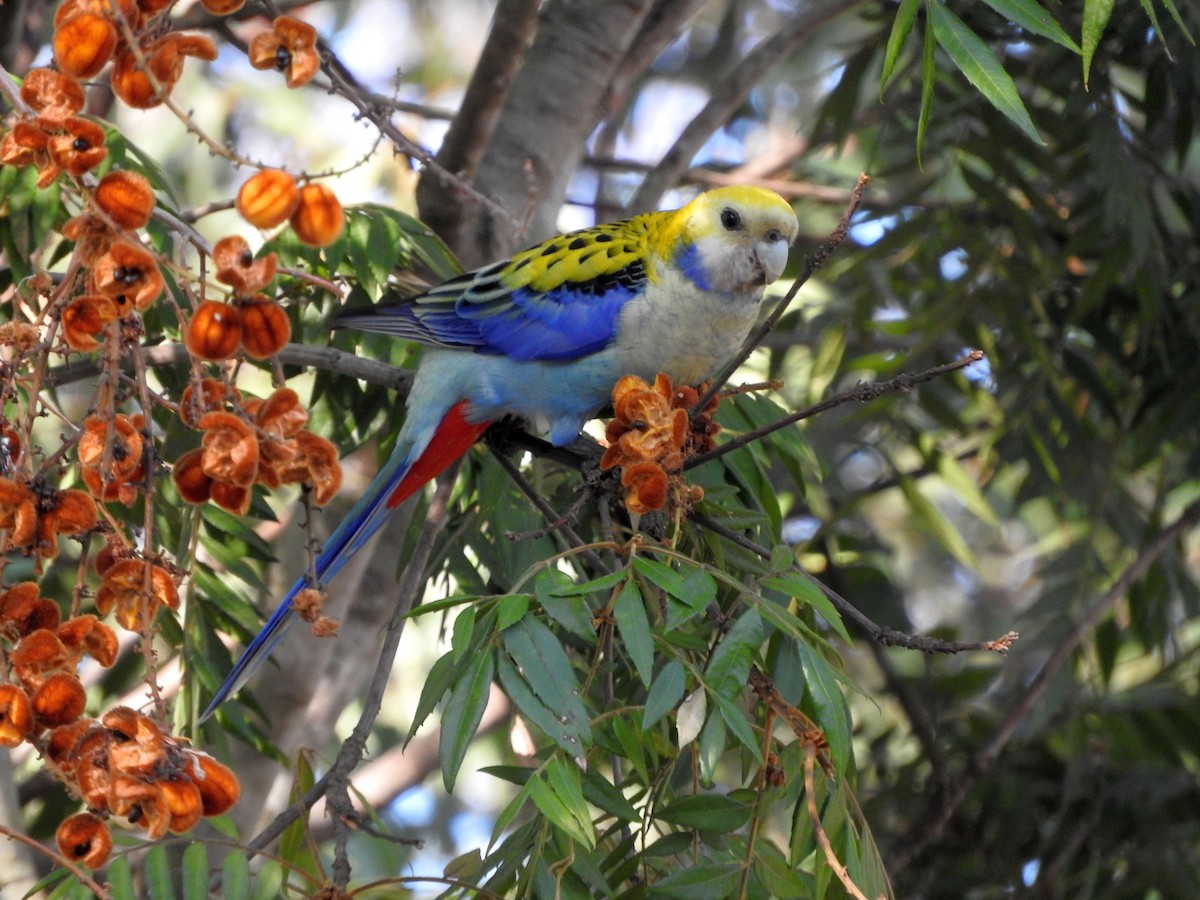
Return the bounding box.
[201,401,489,720]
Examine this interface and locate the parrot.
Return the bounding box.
[201,185,799,719]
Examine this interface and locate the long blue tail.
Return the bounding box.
[200,401,489,720]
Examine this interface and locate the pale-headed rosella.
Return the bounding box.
[202,185,799,718]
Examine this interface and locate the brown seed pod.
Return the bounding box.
[93,170,156,229]
[185,301,242,360]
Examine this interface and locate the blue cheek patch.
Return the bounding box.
[674,242,711,291]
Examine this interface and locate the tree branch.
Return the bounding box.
[628,0,867,213]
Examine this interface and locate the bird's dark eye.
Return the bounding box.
[720,208,741,231]
[765,228,782,243]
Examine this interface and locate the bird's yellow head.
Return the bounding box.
[662,186,799,294]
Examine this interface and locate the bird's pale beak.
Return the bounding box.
[756,239,790,285]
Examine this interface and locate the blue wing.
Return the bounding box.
[335,222,651,362]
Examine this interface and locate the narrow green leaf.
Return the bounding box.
[657,793,753,833]
[648,863,742,898]
[449,606,476,664]
[406,649,458,744]
[494,593,530,631]
[796,641,851,773]
[222,851,252,900]
[580,765,640,822]
[440,647,495,792]
[544,756,595,846]
[762,572,851,642]
[881,0,921,95]
[918,4,937,165]
[143,845,176,900]
[502,617,592,744]
[497,654,587,757]
[981,0,1081,52]
[1156,0,1195,44]
[529,767,594,848]
[545,568,628,596]
[535,568,600,640]
[714,689,763,760]
[613,578,654,687]
[1081,0,1116,86]
[643,658,686,730]
[930,2,1043,143]
[632,557,688,599]
[106,857,136,900]
[704,609,762,696]
[182,843,208,900]
[250,861,284,900]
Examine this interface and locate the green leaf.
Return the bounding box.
[648,863,742,898]
[440,647,495,791]
[1082,0,1116,85]
[502,617,593,746]
[529,762,595,848]
[643,658,686,730]
[881,0,921,95]
[535,569,600,640]
[1156,0,1195,44]
[981,0,1081,52]
[182,842,209,900]
[762,572,851,643]
[796,640,851,773]
[714,689,762,760]
[143,845,176,900]
[107,857,136,900]
[251,861,284,900]
[918,6,937,164]
[495,593,530,631]
[222,851,252,900]
[656,793,753,833]
[930,2,1043,144]
[497,654,587,757]
[613,577,654,687]
[449,605,477,664]
[704,608,762,696]
[896,473,980,570]
[632,556,690,599]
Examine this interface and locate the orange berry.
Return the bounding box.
[56,813,112,868]
[236,169,300,229]
[290,182,344,247]
[94,170,156,229]
[238,297,291,358]
[53,12,117,79]
[185,301,241,360]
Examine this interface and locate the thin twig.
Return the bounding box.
[687,347,984,471]
[243,465,460,870]
[690,511,1018,656]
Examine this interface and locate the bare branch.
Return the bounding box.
[628,0,867,213]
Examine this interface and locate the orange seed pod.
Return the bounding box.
[236,169,299,229]
[238,298,291,358]
[57,813,112,868]
[290,182,344,247]
[0,684,33,747]
[94,170,156,229]
[53,12,117,79]
[185,301,241,360]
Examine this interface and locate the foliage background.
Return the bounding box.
[1,0,1199,897]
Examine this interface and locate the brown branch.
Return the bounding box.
[43,342,415,395]
[240,465,461,876]
[889,495,1200,873]
[627,0,867,213]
